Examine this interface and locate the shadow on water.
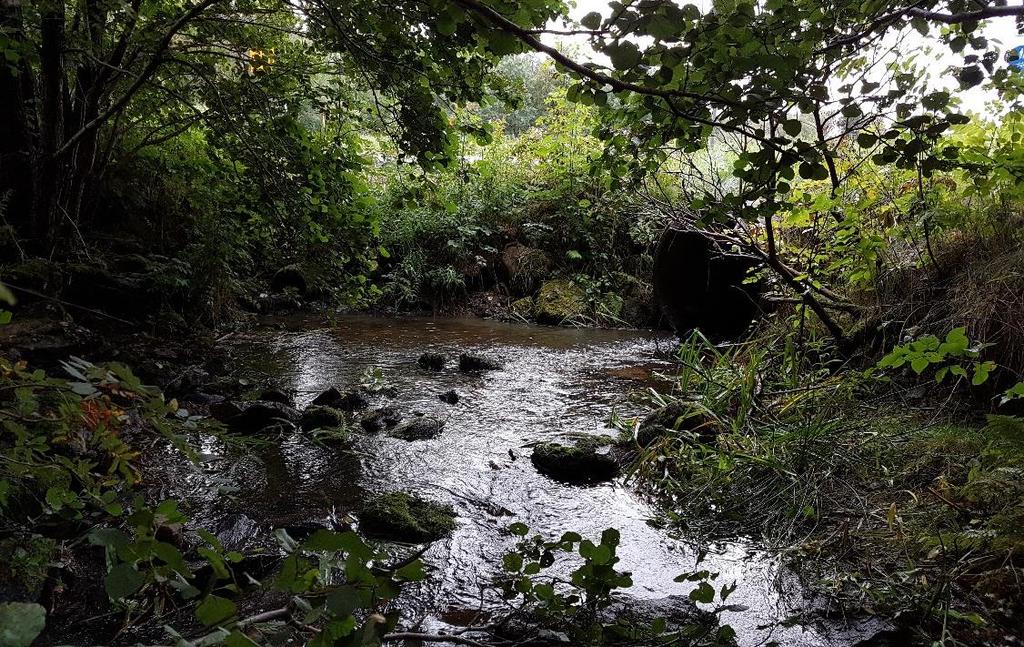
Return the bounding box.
[160,314,885,646]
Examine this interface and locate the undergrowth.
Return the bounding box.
[622,329,1024,644]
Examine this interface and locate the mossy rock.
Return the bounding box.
[458,353,503,372]
[388,418,444,441]
[300,405,346,431]
[361,406,402,432]
[417,353,446,371]
[595,293,624,322]
[535,279,587,324]
[510,297,534,319]
[359,492,456,542]
[634,402,717,447]
[0,536,56,602]
[531,437,619,484]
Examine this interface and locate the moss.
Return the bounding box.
[531,436,619,483]
[388,418,444,440]
[0,536,55,601]
[300,405,346,431]
[510,297,534,319]
[535,279,587,324]
[359,492,456,542]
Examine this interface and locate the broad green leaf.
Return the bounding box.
[0,602,46,647]
[105,564,146,600]
[196,595,237,626]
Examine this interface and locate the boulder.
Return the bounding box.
[388,418,444,441]
[358,492,456,543]
[535,279,587,324]
[458,353,502,372]
[300,405,346,430]
[635,401,718,447]
[210,400,300,433]
[611,272,658,327]
[258,388,293,406]
[417,352,446,372]
[653,229,763,340]
[510,297,534,319]
[311,387,369,412]
[531,437,619,484]
[361,406,402,433]
[438,390,459,405]
[271,264,307,294]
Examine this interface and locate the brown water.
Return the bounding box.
[160,315,885,646]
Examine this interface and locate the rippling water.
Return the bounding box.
[160,315,884,646]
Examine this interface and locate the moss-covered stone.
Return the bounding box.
[633,401,717,447]
[300,405,346,430]
[388,418,444,441]
[535,279,587,324]
[358,492,456,542]
[510,297,534,319]
[361,406,402,432]
[0,536,56,602]
[595,293,624,323]
[417,352,446,371]
[531,436,619,483]
[458,353,502,371]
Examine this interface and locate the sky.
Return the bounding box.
[540,0,1024,115]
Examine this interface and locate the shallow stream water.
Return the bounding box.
[161,315,885,646]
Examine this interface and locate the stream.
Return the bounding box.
[156,315,886,646]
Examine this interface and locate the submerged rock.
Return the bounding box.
[210,400,300,433]
[361,406,402,433]
[300,405,346,431]
[417,352,446,371]
[211,513,261,553]
[438,390,459,405]
[531,437,619,484]
[535,279,587,324]
[458,353,502,372]
[388,418,444,441]
[311,387,369,412]
[358,492,456,543]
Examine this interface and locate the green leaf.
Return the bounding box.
[857,132,877,148]
[105,564,146,600]
[225,630,260,647]
[502,553,523,572]
[689,582,715,603]
[782,119,802,137]
[89,527,131,551]
[303,530,366,554]
[196,595,237,626]
[607,41,641,70]
[910,357,930,374]
[395,560,426,582]
[580,11,602,30]
[0,602,46,647]
[0,283,15,306]
[508,522,529,536]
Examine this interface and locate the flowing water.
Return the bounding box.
[161,315,886,646]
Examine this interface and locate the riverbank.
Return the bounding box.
[622,332,1024,645]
